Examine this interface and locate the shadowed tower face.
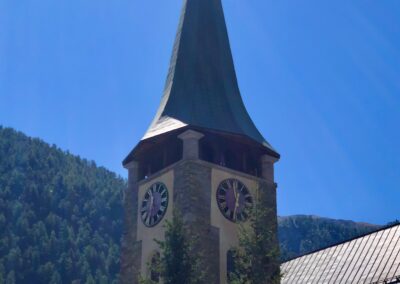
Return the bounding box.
[121,0,280,283]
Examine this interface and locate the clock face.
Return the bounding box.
[141,182,169,227]
[216,179,253,222]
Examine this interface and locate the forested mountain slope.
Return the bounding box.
[0,126,382,282]
[0,127,125,283]
[278,215,381,261]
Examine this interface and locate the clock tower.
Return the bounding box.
[121,0,280,283]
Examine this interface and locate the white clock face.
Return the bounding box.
[140,182,169,227]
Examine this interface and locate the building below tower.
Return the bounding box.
[281,223,400,284]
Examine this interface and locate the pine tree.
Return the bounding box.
[85,274,95,284]
[229,191,281,284]
[50,271,62,284]
[141,209,203,284]
[6,271,16,284]
[0,126,127,283]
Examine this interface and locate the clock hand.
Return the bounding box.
[233,185,240,221]
[149,191,154,215]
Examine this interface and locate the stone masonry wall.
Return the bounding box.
[174,160,220,284]
[259,180,280,281]
[121,167,141,284]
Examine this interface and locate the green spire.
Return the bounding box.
[140,0,277,156]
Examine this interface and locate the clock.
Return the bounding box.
[141,182,169,227]
[216,178,253,222]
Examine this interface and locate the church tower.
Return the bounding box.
[121,0,280,283]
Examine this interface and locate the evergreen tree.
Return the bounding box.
[141,209,203,284]
[0,127,125,283]
[6,271,16,284]
[50,271,62,284]
[85,274,95,284]
[278,215,380,261]
[229,193,281,284]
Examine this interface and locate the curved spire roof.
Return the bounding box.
[142,0,276,153]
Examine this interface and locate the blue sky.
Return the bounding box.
[1,0,399,225]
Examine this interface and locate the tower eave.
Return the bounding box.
[123,125,280,167]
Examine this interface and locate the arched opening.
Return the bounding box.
[245,154,260,177]
[199,141,216,164]
[199,132,263,177]
[227,249,237,282]
[137,136,183,180]
[224,148,241,172]
[150,252,161,283]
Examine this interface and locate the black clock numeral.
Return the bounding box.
[218,196,226,202]
[220,184,228,191]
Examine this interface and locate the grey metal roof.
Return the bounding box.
[281,223,400,284]
[141,0,276,153]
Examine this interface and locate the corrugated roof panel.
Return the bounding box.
[379,227,400,282]
[355,230,384,283]
[290,254,314,282]
[281,257,301,282]
[337,237,364,283]
[384,245,400,283]
[300,250,324,283]
[358,230,387,283]
[306,249,330,283]
[325,242,351,282]
[281,224,400,284]
[316,242,343,283]
[345,233,374,283]
[369,227,398,283]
